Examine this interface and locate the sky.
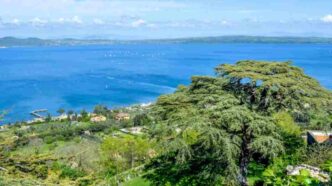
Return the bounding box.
[1,0,332,39]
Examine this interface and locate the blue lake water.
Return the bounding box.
[0,43,331,123]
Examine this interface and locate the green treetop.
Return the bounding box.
[215,60,332,114]
[144,61,332,186]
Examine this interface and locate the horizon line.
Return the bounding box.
[2,35,332,41]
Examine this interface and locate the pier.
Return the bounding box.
[30,109,48,118]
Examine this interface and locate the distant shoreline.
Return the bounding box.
[2,35,332,47]
[0,102,153,126]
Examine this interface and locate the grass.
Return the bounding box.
[123,177,150,186]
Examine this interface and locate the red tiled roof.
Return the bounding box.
[308,131,332,144]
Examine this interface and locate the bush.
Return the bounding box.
[13,136,30,148]
[55,135,66,141]
[48,142,58,151]
[43,136,54,144]
[133,113,151,126]
[102,135,152,177]
[321,160,332,173]
[14,129,26,137]
[79,109,90,122]
[78,178,93,186]
[273,112,301,136]
[51,162,85,180]
[74,137,81,143]
[304,144,332,166]
[60,166,85,180]
[94,105,109,116]
[34,165,48,179]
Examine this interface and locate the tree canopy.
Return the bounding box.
[216,61,332,113]
[144,61,332,186]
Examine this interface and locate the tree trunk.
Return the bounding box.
[239,124,250,186]
[239,153,249,186]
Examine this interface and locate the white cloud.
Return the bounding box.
[93,18,105,25]
[53,16,83,24]
[56,17,66,23]
[131,19,146,27]
[12,18,21,25]
[72,16,82,24]
[30,17,48,26]
[221,20,229,25]
[321,15,332,23]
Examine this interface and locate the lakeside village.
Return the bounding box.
[0,103,153,134]
[0,103,159,182]
[0,103,156,185]
[1,103,331,183]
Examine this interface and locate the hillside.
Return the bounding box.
[0,37,116,47]
[0,61,331,186]
[2,36,332,47]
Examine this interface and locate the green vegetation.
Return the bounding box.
[57,108,65,115]
[0,61,331,185]
[123,177,150,186]
[101,135,153,177]
[54,163,86,180]
[0,105,153,185]
[143,61,331,186]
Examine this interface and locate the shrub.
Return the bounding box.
[55,135,66,141]
[49,143,58,151]
[78,178,93,186]
[304,144,332,166]
[133,113,151,126]
[14,129,26,137]
[43,136,54,144]
[55,164,86,180]
[13,136,30,148]
[34,165,48,179]
[79,109,90,122]
[102,135,152,176]
[61,166,85,180]
[321,160,332,173]
[94,105,109,116]
[273,112,301,136]
[74,137,81,143]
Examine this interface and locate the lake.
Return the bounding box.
[0,43,331,123]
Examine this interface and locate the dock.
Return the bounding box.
[30,109,48,118]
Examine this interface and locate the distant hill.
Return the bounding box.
[1,36,332,47]
[0,37,116,47]
[151,36,332,44]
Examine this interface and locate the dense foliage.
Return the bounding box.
[144,61,332,186]
[102,135,153,177]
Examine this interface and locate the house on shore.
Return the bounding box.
[90,115,107,122]
[307,130,332,145]
[115,112,130,121]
